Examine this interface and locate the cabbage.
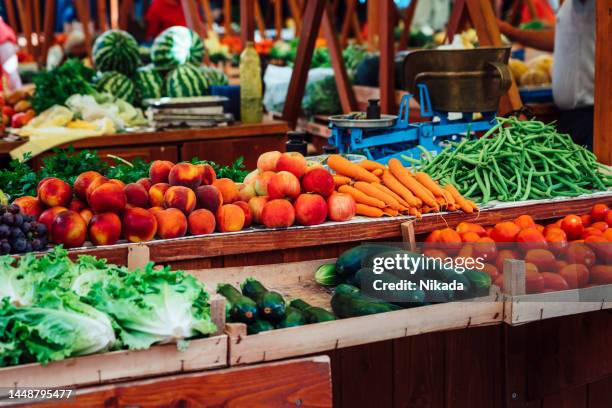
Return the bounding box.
[0,254,41,307]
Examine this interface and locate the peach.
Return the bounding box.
[216,204,245,232]
[238,183,256,202]
[73,171,103,201]
[169,162,202,189]
[12,196,44,218]
[68,198,87,213]
[188,209,216,235]
[89,183,126,214]
[37,177,54,192]
[148,206,164,216]
[267,171,300,200]
[149,183,170,207]
[233,201,253,228]
[38,178,72,207]
[276,152,307,179]
[89,212,122,245]
[254,171,275,196]
[136,177,153,191]
[261,199,295,228]
[248,196,269,224]
[243,169,259,185]
[124,183,149,207]
[301,168,334,197]
[107,179,125,188]
[197,163,217,185]
[149,160,174,184]
[294,194,328,226]
[79,208,94,225]
[306,161,325,172]
[164,186,196,214]
[51,210,87,248]
[38,206,68,234]
[122,207,157,242]
[212,178,239,203]
[85,176,109,201]
[195,185,223,213]
[155,208,188,239]
[257,150,281,172]
[327,193,356,222]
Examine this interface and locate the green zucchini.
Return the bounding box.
[356,267,426,308]
[423,279,455,303]
[241,278,286,323]
[276,306,306,328]
[331,285,401,318]
[335,244,401,277]
[247,319,275,334]
[464,270,492,297]
[289,299,336,323]
[217,283,259,324]
[315,263,340,286]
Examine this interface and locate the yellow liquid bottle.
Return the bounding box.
[239,41,263,123]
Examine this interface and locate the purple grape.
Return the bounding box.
[2,213,14,225]
[8,204,20,214]
[12,238,27,253]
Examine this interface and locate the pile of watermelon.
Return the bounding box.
[92,26,229,105]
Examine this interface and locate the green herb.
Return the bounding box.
[193,156,249,182]
[39,147,107,186]
[105,155,150,184]
[0,153,40,199]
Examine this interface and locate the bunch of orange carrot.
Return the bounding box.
[327,155,478,218]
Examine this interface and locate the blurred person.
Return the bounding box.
[0,16,21,90]
[145,0,186,40]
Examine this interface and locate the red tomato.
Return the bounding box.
[516,228,548,252]
[484,226,493,237]
[541,272,570,291]
[524,249,556,271]
[545,229,569,255]
[461,231,481,243]
[591,222,609,232]
[456,222,487,237]
[606,211,612,227]
[481,263,499,280]
[514,215,536,229]
[437,228,462,254]
[555,260,568,271]
[423,249,447,259]
[560,215,584,240]
[590,265,612,285]
[526,270,545,294]
[584,235,612,263]
[473,237,498,261]
[603,229,612,242]
[525,262,539,274]
[490,221,521,243]
[581,227,603,239]
[565,242,597,267]
[581,214,592,227]
[425,230,441,243]
[553,219,563,228]
[495,249,520,272]
[590,203,610,222]
[559,264,590,288]
[534,224,545,233]
[457,244,475,259]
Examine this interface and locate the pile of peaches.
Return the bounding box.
[11,151,358,250]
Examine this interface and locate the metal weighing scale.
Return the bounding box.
[328,47,513,165]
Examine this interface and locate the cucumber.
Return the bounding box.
[241,278,286,323]
[289,299,336,323]
[248,319,275,334]
[331,285,401,318]
[315,263,340,286]
[362,249,426,281]
[423,280,455,303]
[356,267,426,308]
[445,273,473,300]
[464,270,492,297]
[217,283,258,324]
[276,306,306,328]
[335,244,401,277]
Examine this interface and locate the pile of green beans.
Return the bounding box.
[408,117,612,204]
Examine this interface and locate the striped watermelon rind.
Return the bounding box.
[134,65,163,101]
[93,30,142,75]
[96,71,136,103]
[164,64,209,97]
[151,26,205,69]
[200,66,229,86]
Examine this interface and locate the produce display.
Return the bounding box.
[0,247,217,367]
[508,55,553,87]
[0,204,48,254]
[412,118,612,204]
[95,71,137,104]
[92,30,142,75]
[151,26,205,69]
[1,86,36,130]
[423,203,612,293]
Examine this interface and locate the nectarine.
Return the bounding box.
[89,212,122,245]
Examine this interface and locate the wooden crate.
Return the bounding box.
[188,258,503,367]
[502,259,612,325]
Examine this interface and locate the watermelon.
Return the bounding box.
[164,64,209,97]
[134,65,163,101]
[96,71,136,103]
[151,26,205,69]
[200,66,229,86]
[92,30,141,75]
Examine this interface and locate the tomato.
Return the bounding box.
[481,263,499,280]
[456,222,487,237]
[516,228,548,252]
[525,262,539,274]
[526,270,545,294]
[457,244,475,259]
[495,249,520,272]
[584,235,612,263]
[591,222,609,232]
[590,203,610,222]
[560,215,584,240]
[437,228,462,254]
[493,274,504,291]
[423,249,447,259]
[553,219,563,228]
[490,221,521,243]
[555,260,568,271]
[534,224,545,233]
[544,224,565,236]
[514,215,536,229]
[581,227,603,239]
[473,237,498,261]
[545,229,569,255]
[590,265,612,285]
[559,264,590,288]
[564,242,597,267]
[606,211,612,227]
[2,105,14,117]
[461,231,481,243]
[425,230,441,243]
[603,229,612,242]
[541,272,570,291]
[484,226,493,237]
[524,249,556,271]
[580,214,592,227]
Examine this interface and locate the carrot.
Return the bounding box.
[355,203,384,217]
[327,155,380,183]
[388,159,438,208]
[414,172,445,197]
[467,199,479,211]
[372,168,383,177]
[408,207,422,218]
[435,196,447,207]
[440,189,455,205]
[382,207,399,217]
[353,181,401,210]
[443,184,473,214]
[447,203,458,212]
[333,175,351,187]
[371,183,410,207]
[358,160,386,172]
[381,170,421,207]
[338,185,386,208]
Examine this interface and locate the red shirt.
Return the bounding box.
[145,0,187,40]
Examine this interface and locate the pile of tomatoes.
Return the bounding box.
[423,203,612,294]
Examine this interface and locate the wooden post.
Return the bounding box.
[224,0,233,35]
[110,0,119,29]
[274,0,283,39]
[288,0,302,33]
[398,0,418,50]
[340,0,357,47]
[240,0,255,49]
[118,0,133,30]
[201,0,214,32]
[42,0,56,65]
[594,0,612,165]
[254,0,267,40]
[281,0,327,127]
[379,0,395,114]
[503,259,526,296]
[367,0,379,49]
[4,1,18,32]
[96,0,109,31]
[182,0,205,37]
[322,3,357,113]
[15,0,34,56]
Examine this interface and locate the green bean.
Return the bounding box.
[521,168,534,200]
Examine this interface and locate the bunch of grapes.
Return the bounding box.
[0,204,48,254]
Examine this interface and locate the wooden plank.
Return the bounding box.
[587,375,612,408]
[4,0,18,33]
[367,0,379,49]
[379,0,395,113]
[288,0,302,33]
[274,0,282,39]
[254,0,267,40]
[340,0,357,47]
[73,0,93,60]
[118,0,133,30]
[42,0,56,64]
[541,384,587,408]
[223,0,232,35]
[593,0,612,165]
[398,0,418,50]
[96,0,109,31]
[240,0,255,49]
